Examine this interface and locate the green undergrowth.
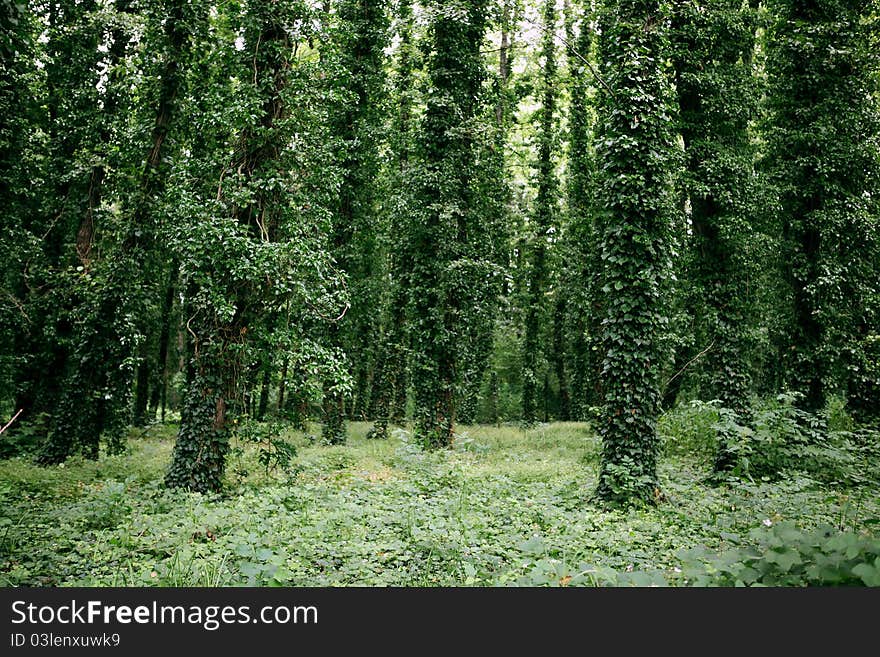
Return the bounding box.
[1,420,877,586]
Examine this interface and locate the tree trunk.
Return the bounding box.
[595,1,676,504]
[521,0,558,427]
[149,264,177,419]
[257,366,271,421]
[277,357,289,414]
[132,345,151,426]
[553,293,571,421]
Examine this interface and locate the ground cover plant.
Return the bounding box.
[2,416,877,587]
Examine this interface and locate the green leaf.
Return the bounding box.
[852,563,880,587]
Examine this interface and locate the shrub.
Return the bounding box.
[72,479,133,531]
[713,393,880,484]
[228,420,297,479]
[677,522,880,586]
[659,400,721,461]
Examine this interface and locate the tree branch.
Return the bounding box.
[0,409,24,436]
[664,341,715,389]
[521,15,617,100]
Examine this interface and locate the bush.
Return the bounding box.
[228,420,297,480]
[678,522,880,586]
[0,412,48,459]
[659,400,721,461]
[72,479,133,531]
[713,393,880,484]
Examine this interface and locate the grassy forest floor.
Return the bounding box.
[1,418,879,586]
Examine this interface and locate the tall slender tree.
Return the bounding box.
[594,0,677,503]
[166,1,344,491]
[321,0,389,443]
[670,0,761,470]
[7,0,106,455]
[521,0,559,426]
[368,0,419,440]
[34,0,141,462]
[409,0,489,448]
[564,0,600,421]
[457,0,517,424]
[0,0,40,415]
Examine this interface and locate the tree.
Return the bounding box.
[521,0,560,426]
[321,0,389,444]
[13,0,136,462]
[670,0,761,470]
[594,0,678,503]
[0,0,40,421]
[368,0,420,440]
[563,0,599,421]
[409,0,489,448]
[166,0,345,491]
[457,0,517,424]
[765,0,880,415]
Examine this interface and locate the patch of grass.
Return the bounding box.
[0,420,877,586]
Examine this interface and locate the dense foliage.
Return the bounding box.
[407,0,493,448]
[764,0,880,417]
[1,0,879,521]
[670,0,762,471]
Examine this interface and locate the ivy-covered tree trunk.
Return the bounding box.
[564,1,599,421]
[552,293,571,420]
[410,0,488,448]
[386,0,417,431]
[670,0,761,471]
[167,8,290,492]
[369,0,419,439]
[594,0,677,504]
[36,0,134,463]
[322,0,388,443]
[165,366,231,493]
[0,1,38,415]
[554,0,578,424]
[77,0,131,270]
[456,0,514,426]
[256,366,271,421]
[765,0,880,414]
[369,286,410,439]
[14,0,101,460]
[39,0,200,463]
[321,374,346,444]
[522,0,558,426]
[166,0,344,491]
[148,263,178,420]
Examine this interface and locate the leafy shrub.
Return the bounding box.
[229,420,297,478]
[713,393,880,484]
[848,334,880,424]
[659,400,721,461]
[794,428,880,487]
[825,395,854,433]
[678,522,880,586]
[72,479,133,530]
[0,412,49,459]
[711,395,807,478]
